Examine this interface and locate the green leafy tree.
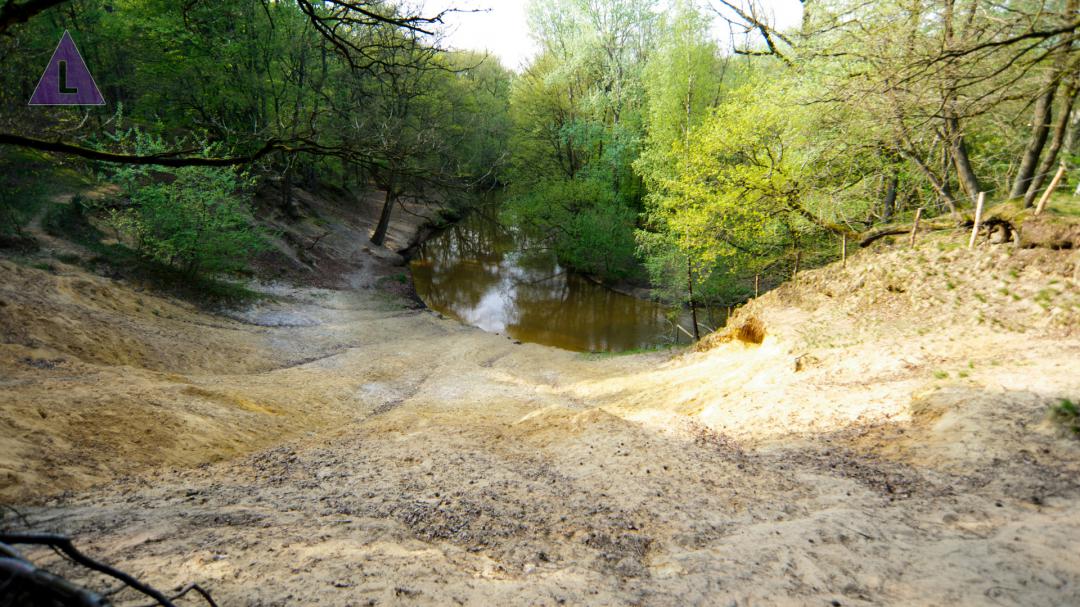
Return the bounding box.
[504,177,639,280]
[103,127,267,276]
[505,0,659,279]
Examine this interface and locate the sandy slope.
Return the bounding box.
[3,201,1080,605]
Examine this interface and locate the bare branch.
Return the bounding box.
[1,533,188,607]
[710,0,795,64]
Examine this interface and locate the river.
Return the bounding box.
[409,208,688,352]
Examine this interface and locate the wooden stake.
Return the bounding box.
[968,192,986,249]
[1034,164,1067,216]
[909,208,923,247]
[675,324,695,340]
[754,273,760,298]
[841,234,847,267]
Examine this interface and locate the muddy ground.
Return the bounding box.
[2,188,1080,606]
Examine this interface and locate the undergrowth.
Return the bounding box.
[0,149,87,239]
[1050,399,1080,437]
[42,199,262,307]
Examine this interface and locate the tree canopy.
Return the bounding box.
[2,0,1079,306]
[506,0,1080,305]
[1,0,513,267]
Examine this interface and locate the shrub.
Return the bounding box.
[1051,399,1080,436]
[100,128,267,277]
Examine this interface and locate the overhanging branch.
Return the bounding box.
[0,133,377,168]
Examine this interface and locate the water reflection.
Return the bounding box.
[410,208,681,352]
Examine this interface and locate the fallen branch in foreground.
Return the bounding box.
[0,554,108,607]
[0,533,217,607]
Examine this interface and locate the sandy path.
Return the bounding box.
[3,231,1080,605]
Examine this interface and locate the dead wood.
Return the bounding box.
[0,533,217,607]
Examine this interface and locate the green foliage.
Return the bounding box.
[643,84,791,263]
[438,52,514,183]
[0,149,89,238]
[1,0,513,207]
[4,0,1077,313]
[636,232,692,304]
[42,197,261,305]
[1051,399,1080,436]
[639,1,727,171]
[100,127,267,276]
[636,81,817,302]
[504,178,639,280]
[505,0,662,281]
[0,171,45,238]
[1041,191,1080,218]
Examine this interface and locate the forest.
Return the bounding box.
[503,0,1080,315]
[2,0,1078,316]
[3,2,1080,605]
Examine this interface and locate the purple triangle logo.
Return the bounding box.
[29,30,105,106]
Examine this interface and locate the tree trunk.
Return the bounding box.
[1010,11,1077,199]
[281,168,294,216]
[1066,107,1080,195]
[940,137,953,203]
[883,172,898,222]
[898,146,958,216]
[940,0,979,203]
[1025,71,1079,207]
[280,161,303,219]
[946,116,980,202]
[1012,83,1059,199]
[371,174,396,247]
[800,0,813,38]
[687,258,700,342]
[941,0,976,203]
[1065,105,1079,157]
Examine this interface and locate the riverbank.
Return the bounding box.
[2,187,1080,605]
[0,182,444,500]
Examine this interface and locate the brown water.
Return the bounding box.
[409,209,682,352]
